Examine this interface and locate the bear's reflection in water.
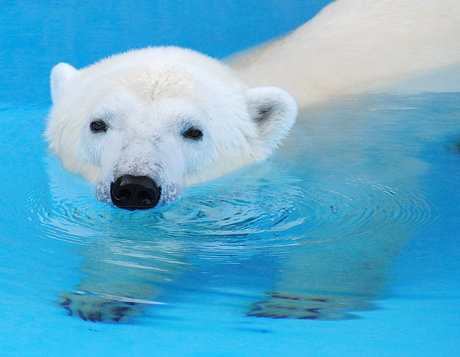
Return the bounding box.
[45,92,445,323]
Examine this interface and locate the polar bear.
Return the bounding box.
[48,0,460,322]
[46,0,460,210]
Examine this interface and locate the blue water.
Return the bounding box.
[1,1,460,356]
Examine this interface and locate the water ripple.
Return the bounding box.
[25,174,435,255]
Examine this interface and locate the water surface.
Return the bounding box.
[0,0,459,356]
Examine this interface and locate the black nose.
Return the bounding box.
[110,175,161,210]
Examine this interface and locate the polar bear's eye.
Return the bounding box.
[90,120,108,133]
[182,127,203,140]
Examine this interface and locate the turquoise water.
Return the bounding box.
[1,1,460,356]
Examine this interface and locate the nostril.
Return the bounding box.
[110,175,161,210]
[137,190,153,205]
[116,188,132,201]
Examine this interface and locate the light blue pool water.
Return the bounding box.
[1,1,459,356]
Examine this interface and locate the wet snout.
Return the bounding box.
[110,175,161,210]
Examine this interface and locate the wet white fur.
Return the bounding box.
[231,0,460,106]
[47,47,297,205]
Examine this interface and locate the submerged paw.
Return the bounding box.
[248,292,376,320]
[59,292,144,323]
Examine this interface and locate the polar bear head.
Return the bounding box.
[46,47,297,210]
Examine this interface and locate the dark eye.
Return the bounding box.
[183,127,203,140]
[90,120,108,133]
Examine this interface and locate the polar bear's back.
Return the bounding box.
[231,0,460,106]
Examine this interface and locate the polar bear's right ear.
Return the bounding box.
[50,63,78,103]
[245,86,298,149]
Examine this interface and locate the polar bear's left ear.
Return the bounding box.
[50,63,78,104]
[246,86,298,149]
